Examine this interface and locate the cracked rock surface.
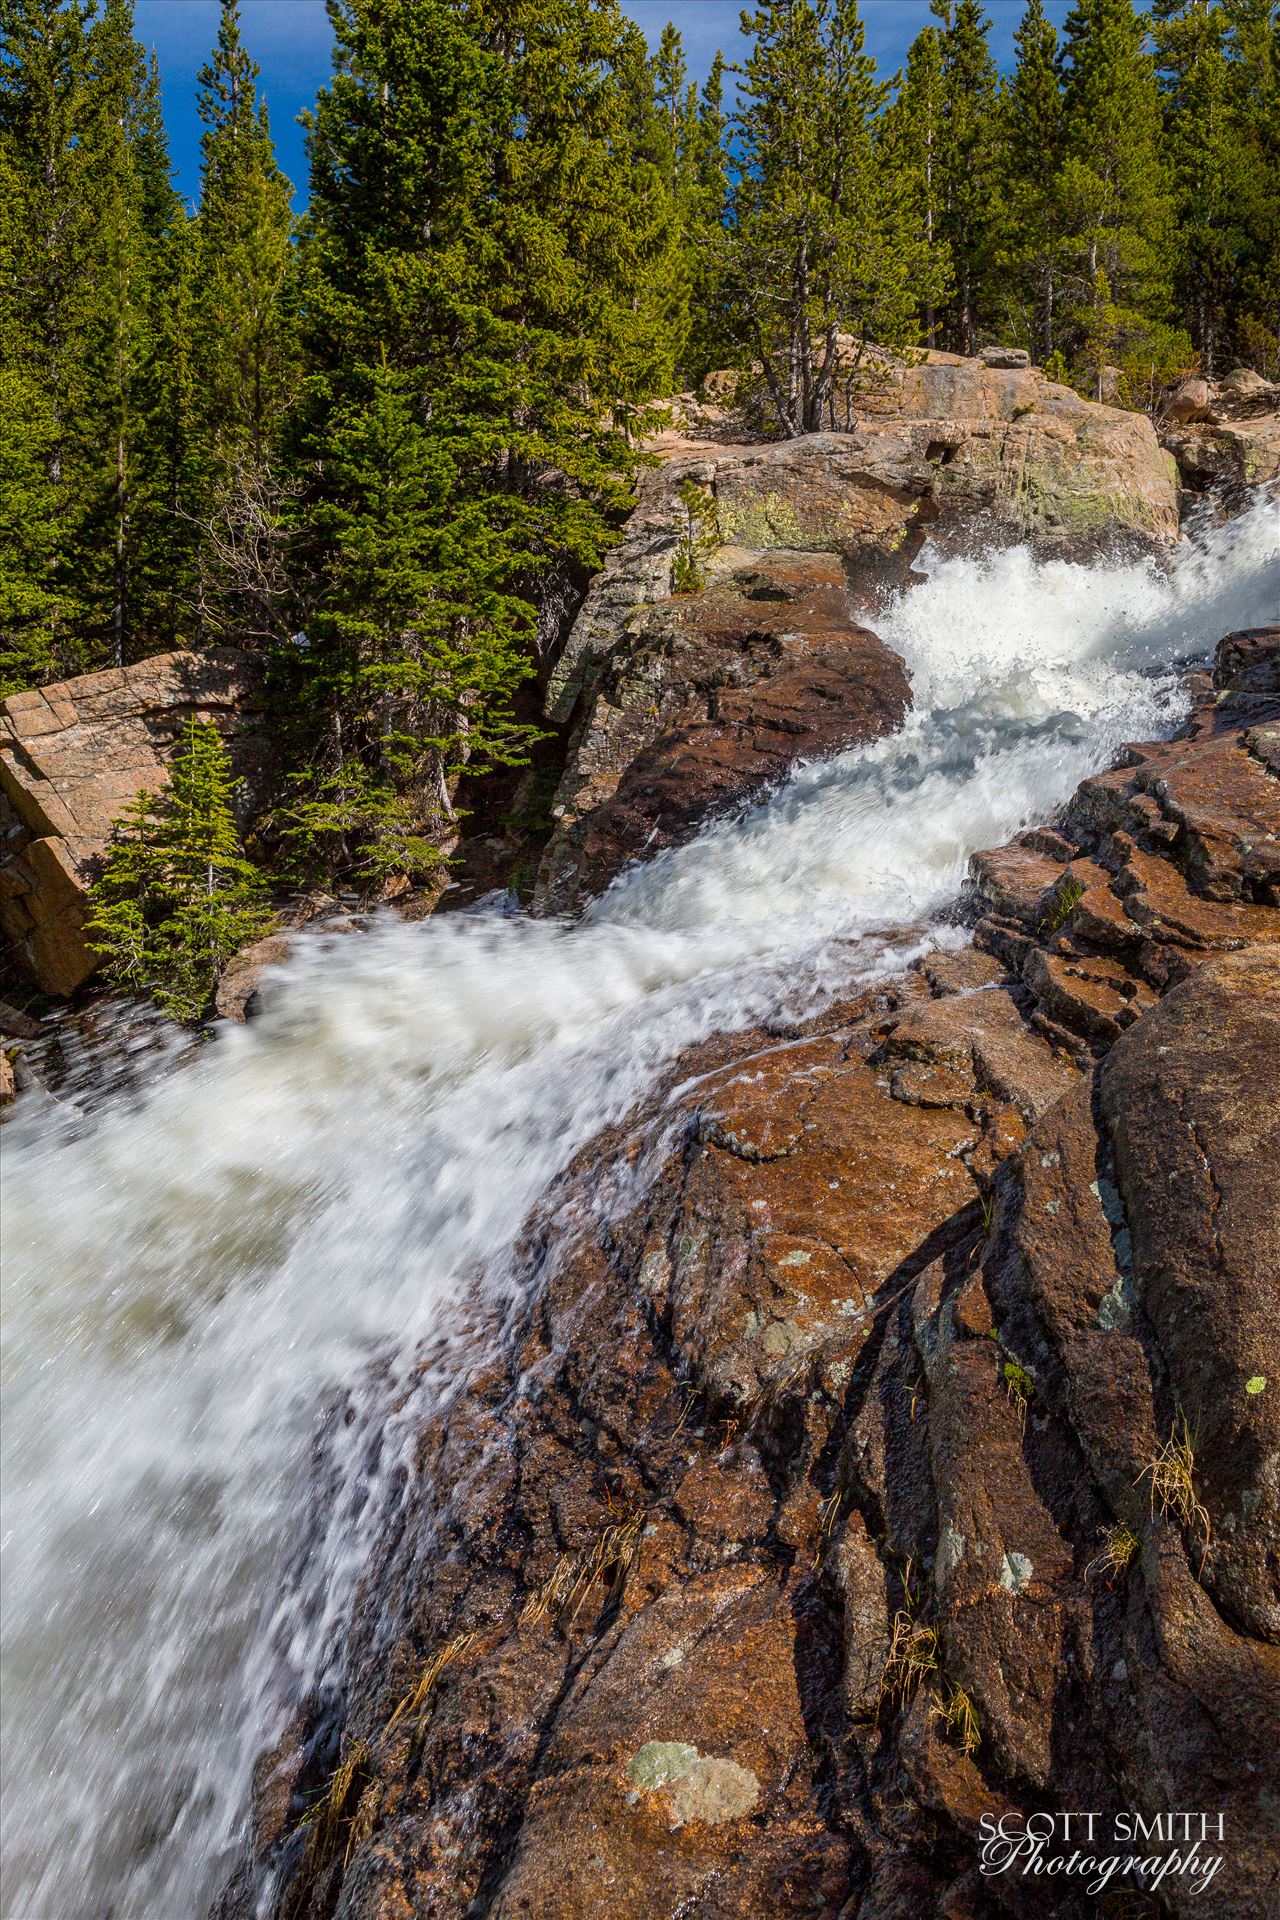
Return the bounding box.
[230,630,1279,1920]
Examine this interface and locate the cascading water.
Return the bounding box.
[2,497,1276,1919]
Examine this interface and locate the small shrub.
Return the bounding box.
[271,764,446,892]
[1039,874,1086,933]
[1002,1358,1035,1431]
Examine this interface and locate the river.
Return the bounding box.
[2,497,1277,1917]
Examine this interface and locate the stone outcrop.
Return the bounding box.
[535,553,911,914]
[232,630,1280,1920]
[1159,367,1280,500]
[538,349,1180,913]
[0,650,269,996]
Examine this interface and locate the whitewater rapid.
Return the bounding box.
[1,498,1276,1917]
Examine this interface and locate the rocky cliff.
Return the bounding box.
[229,626,1279,1920]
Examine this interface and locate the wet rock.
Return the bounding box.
[535,555,910,914]
[237,624,1280,1920]
[547,349,1180,779]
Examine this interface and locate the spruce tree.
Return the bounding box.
[190,0,296,645]
[727,0,924,434]
[194,0,294,463]
[933,0,1001,354]
[0,366,60,694]
[683,52,733,379]
[1220,0,1280,374]
[0,0,97,678]
[1000,0,1065,359]
[1057,0,1184,397]
[287,0,670,880]
[1155,1,1251,375]
[882,25,951,346]
[88,714,274,1020]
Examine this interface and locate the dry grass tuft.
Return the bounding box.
[518,1512,645,1630]
[291,1738,372,1912]
[385,1628,480,1737]
[877,1609,939,1723]
[1087,1521,1141,1586]
[934,1682,981,1756]
[1138,1413,1211,1563]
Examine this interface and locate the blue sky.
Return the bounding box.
[138,1,1073,207]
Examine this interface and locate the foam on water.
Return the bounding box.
[2,495,1276,1917]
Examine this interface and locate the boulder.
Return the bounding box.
[0,650,269,996]
[235,625,1280,1920]
[534,553,911,914]
[1159,367,1280,496]
[1162,374,1214,423]
[978,344,1031,369]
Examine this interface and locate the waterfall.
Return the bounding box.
[2,496,1276,1918]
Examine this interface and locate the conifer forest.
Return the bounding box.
[2,0,1278,891]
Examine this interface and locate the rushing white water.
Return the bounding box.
[2,498,1276,1919]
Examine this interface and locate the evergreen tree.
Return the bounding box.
[88,714,275,1020]
[0,0,97,678]
[0,0,183,679]
[884,25,951,346]
[999,0,1065,359]
[74,0,164,666]
[189,0,296,645]
[1057,0,1184,397]
[933,0,1001,354]
[1220,0,1280,374]
[0,365,60,695]
[682,52,733,379]
[1155,0,1250,374]
[193,0,294,463]
[287,0,669,878]
[727,0,925,435]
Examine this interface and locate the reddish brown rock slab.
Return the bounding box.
[238,629,1280,1920]
[534,555,910,915]
[1101,947,1280,1640]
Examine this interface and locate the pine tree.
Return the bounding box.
[287,0,669,879]
[193,0,294,463]
[0,0,97,678]
[727,0,925,435]
[0,365,60,694]
[88,714,275,1020]
[682,52,733,379]
[189,0,296,645]
[933,0,1001,354]
[882,25,951,346]
[1220,0,1280,374]
[0,0,183,680]
[1155,1,1250,375]
[75,0,162,667]
[999,0,1065,359]
[1056,0,1185,396]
